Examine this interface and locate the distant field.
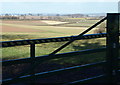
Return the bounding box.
[62,19,99,27]
[1,19,98,41]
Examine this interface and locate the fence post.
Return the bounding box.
[30,44,35,84]
[106,13,119,84]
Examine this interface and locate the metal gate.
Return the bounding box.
[1,13,120,85]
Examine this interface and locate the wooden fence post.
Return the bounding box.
[106,13,119,84]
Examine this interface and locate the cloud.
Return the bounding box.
[0,0,119,2]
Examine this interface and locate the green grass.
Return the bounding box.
[2,46,30,60]
[2,38,106,61]
[49,51,106,65]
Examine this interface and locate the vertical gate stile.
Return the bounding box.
[30,44,35,84]
[106,13,119,84]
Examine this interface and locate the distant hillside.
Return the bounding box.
[0,13,106,20]
[62,14,88,18]
[86,13,106,17]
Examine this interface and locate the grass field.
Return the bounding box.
[1,19,107,65]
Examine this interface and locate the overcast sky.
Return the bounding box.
[1,0,119,14]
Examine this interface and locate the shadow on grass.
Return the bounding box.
[71,40,106,51]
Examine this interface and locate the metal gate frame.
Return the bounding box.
[1,13,120,85]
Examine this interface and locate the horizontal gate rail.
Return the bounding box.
[66,70,120,85]
[1,32,120,48]
[65,75,105,85]
[2,61,105,84]
[1,33,106,47]
[2,47,106,66]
